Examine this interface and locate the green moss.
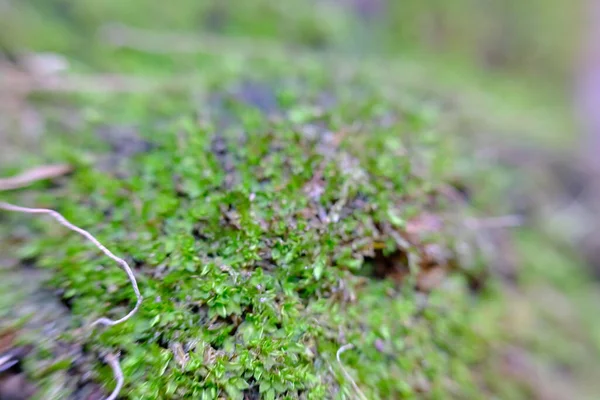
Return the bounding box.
[0,64,504,399]
[1,2,595,399]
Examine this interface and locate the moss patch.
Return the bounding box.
[0,66,504,399]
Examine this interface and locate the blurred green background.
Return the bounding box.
[0,0,582,81]
[1,0,583,151]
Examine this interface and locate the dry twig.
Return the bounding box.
[466,215,523,230]
[0,164,71,191]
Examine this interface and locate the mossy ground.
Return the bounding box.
[1,64,489,399]
[1,2,599,400]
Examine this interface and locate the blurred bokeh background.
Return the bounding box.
[0,0,586,148]
[0,0,582,75]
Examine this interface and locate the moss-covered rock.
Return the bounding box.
[0,55,506,398]
[1,2,598,400]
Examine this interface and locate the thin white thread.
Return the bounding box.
[336,344,368,400]
[0,201,142,400]
[103,353,124,400]
[0,201,142,327]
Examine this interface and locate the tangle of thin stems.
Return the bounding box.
[336,344,368,400]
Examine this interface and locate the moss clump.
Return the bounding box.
[0,63,504,399]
